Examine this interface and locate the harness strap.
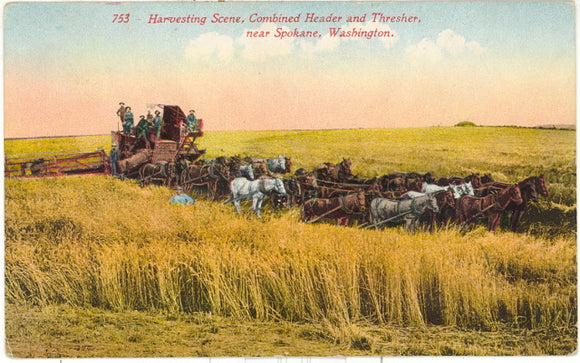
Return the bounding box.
[494,189,513,211]
[156,162,167,178]
[339,196,354,214]
[259,178,268,194]
[459,203,495,226]
[410,199,422,216]
[304,204,343,224]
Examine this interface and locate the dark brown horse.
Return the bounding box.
[164,161,177,187]
[247,156,292,178]
[482,175,548,232]
[139,162,166,187]
[302,191,366,226]
[422,190,456,231]
[455,193,498,229]
[313,158,353,183]
[392,176,412,196]
[480,173,494,184]
[180,158,230,199]
[377,172,432,197]
[464,173,482,188]
[227,155,255,180]
[283,168,319,206]
[457,184,523,231]
[486,184,524,231]
[437,173,481,188]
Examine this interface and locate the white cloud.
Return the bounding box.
[406,37,443,63]
[299,20,397,55]
[185,32,234,62]
[406,29,486,62]
[436,29,465,56]
[237,23,294,62]
[466,40,486,56]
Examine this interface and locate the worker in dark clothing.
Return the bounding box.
[109,143,120,176]
[153,110,162,138]
[116,102,127,127]
[123,107,134,134]
[136,115,151,148]
[186,109,198,133]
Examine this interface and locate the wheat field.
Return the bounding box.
[4,127,577,356]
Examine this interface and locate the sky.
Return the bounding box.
[2,0,577,138]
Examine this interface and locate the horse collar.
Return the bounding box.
[339,196,354,214]
[259,178,268,194]
[410,199,421,216]
[494,192,510,211]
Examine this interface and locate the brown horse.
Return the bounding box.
[387,176,408,197]
[138,161,177,187]
[246,156,292,178]
[313,158,353,183]
[457,184,523,231]
[486,184,524,231]
[482,175,548,232]
[437,173,481,188]
[283,169,319,206]
[464,173,482,188]
[422,190,456,231]
[181,161,221,199]
[455,193,498,229]
[139,162,166,187]
[164,161,177,187]
[302,191,365,226]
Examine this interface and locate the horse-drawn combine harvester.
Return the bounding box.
[4,105,551,233]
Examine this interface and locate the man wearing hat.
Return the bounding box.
[109,143,120,176]
[116,102,127,124]
[186,109,198,133]
[169,186,194,205]
[136,115,151,148]
[122,106,134,134]
[153,110,163,138]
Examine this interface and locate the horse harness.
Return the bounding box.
[259,178,269,194]
[304,195,361,224]
[394,198,423,217]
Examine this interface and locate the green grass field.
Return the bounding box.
[4,126,577,357]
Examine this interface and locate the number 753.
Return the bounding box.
[112,13,130,23]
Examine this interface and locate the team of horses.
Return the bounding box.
[137,155,548,232]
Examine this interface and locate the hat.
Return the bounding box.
[119,102,125,105]
[189,110,195,113]
[140,115,145,118]
[155,110,160,114]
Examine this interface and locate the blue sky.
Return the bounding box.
[3,1,576,137]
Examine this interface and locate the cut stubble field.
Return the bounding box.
[3,127,577,357]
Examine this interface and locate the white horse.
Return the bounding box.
[237,164,255,180]
[229,177,286,218]
[369,194,439,231]
[424,182,474,200]
[400,190,428,200]
[449,182,475,199]
[422,182,449,194]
